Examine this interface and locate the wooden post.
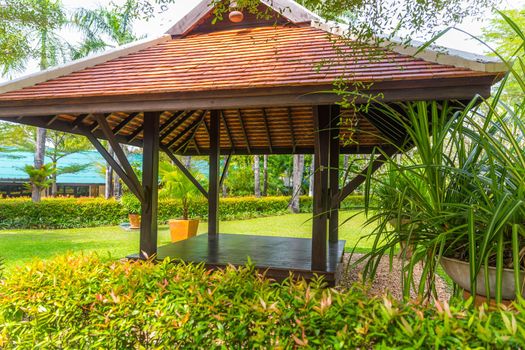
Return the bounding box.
[140,111,160,259]
[329,105,341,243]
[208,110,220,237]
[312,105,331,271]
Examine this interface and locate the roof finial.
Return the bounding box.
[229,1,244,23]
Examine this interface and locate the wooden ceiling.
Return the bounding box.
[33,106,392,156]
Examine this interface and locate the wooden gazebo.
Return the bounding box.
[0,0,505,282]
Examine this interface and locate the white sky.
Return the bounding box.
[3,0,525,81]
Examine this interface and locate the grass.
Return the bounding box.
[0,210,374,270]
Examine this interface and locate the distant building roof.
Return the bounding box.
[0,150,140,185]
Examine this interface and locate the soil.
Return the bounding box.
[337,253,451,302]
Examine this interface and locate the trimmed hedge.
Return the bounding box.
[0,198,126,229]
[0,255,524,349]
[0,196,365,229]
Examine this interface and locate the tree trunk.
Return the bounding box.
[105,146,114,199]
[262,155,268,196]
[51,171,58,197]
[308,154,315,197]
[32,127,47,203]
[343,154,350,185]
[253,155,261,198]
[183,156,191,169]
[289,154,305,213]
[114,173,122,199]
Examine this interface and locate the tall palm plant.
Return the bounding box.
[71,0,143,59]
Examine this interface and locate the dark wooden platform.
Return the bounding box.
[152,234,346,284]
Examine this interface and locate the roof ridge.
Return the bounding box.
[0,35,172,95]
[165,0,321,37]
[312,21,508,74]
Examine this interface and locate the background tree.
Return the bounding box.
[72,0,145,58]
[482,7,525,104]
[46,131,92,196]
[262,155,268,196]
[253,155,261,198]
[24,163,54,201]
[73,0,144,199]
[289,154,305,213]
[212,0,497,41]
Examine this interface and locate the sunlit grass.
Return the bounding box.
[0,210,374,270]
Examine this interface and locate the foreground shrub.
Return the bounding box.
[0,196,365,229]
[0,255,523,349]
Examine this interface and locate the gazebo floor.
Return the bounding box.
[139,234,346,285]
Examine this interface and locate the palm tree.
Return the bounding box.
[3,0,70,202]
[72,0,144,59]
[73,0,144,198]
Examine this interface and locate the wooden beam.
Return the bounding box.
[94,114,143,201]
[127,124,144,142]
[166,111,205,149]
[311,105,331,271]
[220,111,235,150]
[0,80,495,118]
[112,112,140,135]
[46,115,60,126]
[85,132,144,202]
[261,108,273,153]
[160,110,195,140]
[90,114,110,133]
[193,138,201,155]
[163,147,209,199]
[0,116,144,148]
[237,109,251,154]
[175,145,397,156]
[71,114,90,131]
[159,111,185,133]
[333,147,399,206]
[140,111,160,259]
[329,105,341,243]
[178,116,204,153]
[219,153,232,188]
[208,110,221,237]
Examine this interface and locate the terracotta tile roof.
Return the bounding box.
[0,25,495,101]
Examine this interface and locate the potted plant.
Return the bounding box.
[362,89,525,303]
[159,162,206,243]
[121,192,141,229]
[372,166,423,259]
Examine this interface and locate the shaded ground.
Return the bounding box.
[338,253,451,302]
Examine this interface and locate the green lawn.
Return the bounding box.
[0,211,374,270]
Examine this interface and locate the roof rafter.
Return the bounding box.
[112,112,140,135]
[160,110,196,142]
[220,111,235,150]
[166,111,206,150]
[262,108,273,153]
[237,109,251,154]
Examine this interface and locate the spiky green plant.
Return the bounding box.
[356,13,525,303]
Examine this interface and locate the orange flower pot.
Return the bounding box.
[128,214,141,229]
[169,219,199,243]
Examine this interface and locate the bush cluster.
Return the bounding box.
[0,255,523,349]
[0,196,365,229]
